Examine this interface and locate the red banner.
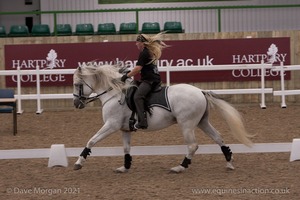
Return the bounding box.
[4,37,290,87]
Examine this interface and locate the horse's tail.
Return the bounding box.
[203,91,253,147]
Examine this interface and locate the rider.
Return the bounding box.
[121,33,167,130]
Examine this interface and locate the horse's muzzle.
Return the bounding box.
[73,98,85,109]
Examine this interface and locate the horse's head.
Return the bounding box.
[73,64,129,109]
[73,66,95,109]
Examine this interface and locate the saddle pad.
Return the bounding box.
[147,86,171,112]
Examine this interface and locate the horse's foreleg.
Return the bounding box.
[171,129,198,173]
[198,120,234,170]
[74,122,118,170]
[115,131,132,173]
[73,147,91,170]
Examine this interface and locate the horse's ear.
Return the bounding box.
[77,66,87,76]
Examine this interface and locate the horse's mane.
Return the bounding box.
[75,63,130,93]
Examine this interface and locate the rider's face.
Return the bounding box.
[136,41,144,51]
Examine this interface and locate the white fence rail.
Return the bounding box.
[0,143,292,160]
[160,63,273,109]
[1,62,299,113]
[0,66,75,114]
[271,63,300,108]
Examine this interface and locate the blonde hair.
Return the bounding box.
[138,32,168,64]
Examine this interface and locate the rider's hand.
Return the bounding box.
[121,74,129,82]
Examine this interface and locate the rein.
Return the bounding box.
[73,88,112,104]
[73,78,113,105]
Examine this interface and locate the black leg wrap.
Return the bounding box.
[124,154,132,169]
[180,157,191,168]
[221,146,232,162]
[80,147,91,159]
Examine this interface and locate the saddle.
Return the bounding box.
[124,81,171,131]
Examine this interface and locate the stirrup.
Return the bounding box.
[133,123,147,130]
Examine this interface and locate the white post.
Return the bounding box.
[279,62,287,108]
[36,65,43,114]
[260,60,266,109]
[166,65,170,86]
[16,66,23,114]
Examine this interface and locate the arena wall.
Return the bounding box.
[0,31,299,111]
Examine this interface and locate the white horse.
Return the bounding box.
[72,64,253,173]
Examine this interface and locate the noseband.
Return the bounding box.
[73,79,112,105]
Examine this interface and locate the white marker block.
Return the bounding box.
[290,139,300,162]
[48,144,68,167]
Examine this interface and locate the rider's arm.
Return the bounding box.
[120,65,142,82]
[127,65,142,77]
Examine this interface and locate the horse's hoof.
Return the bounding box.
[114,166,129,173]
[170,165,185,173]
[226,162,235,170]
[73,164,82,170]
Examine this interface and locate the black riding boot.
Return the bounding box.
[134,97,148,129]
[135,110,148,129]
[133,82,151,129]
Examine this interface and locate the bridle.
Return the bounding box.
[73,78,112,105]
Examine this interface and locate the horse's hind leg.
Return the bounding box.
[171,128,198,173]
[115,131,132,173]
[198,117,234,170]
